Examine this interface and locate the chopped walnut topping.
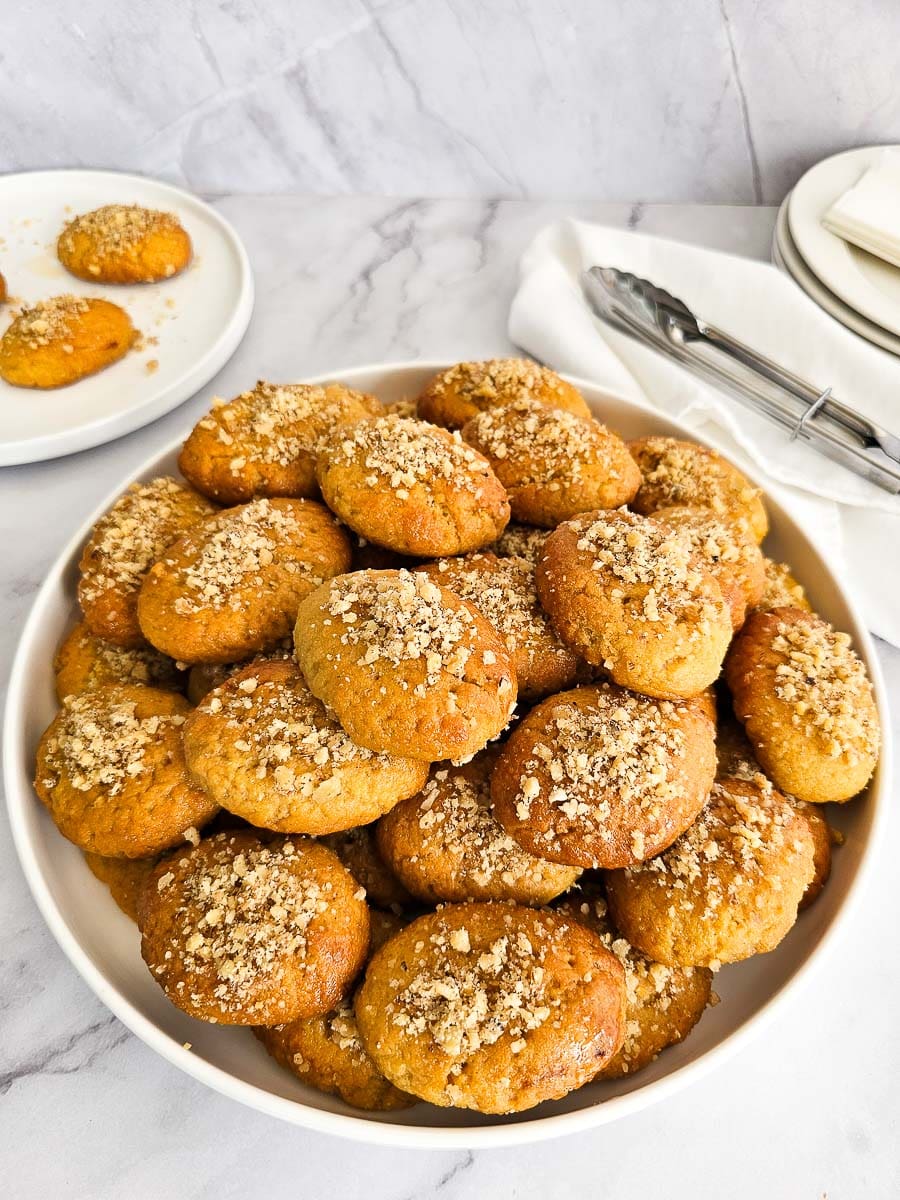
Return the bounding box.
[154,837,327,1017]
[327,415,490,494]
[12,294,90,348]
[492,524,547,564]
[465,397,614,485]
[432,358,571,409]
[391,924,555,1056]
[758,560,809,612]
[40,692,185,796]
[771,618,879,760]
[171,499,322,615]
[79,477,211,604]
[60,204,182,259]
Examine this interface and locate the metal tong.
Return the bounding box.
[581,265,900,494]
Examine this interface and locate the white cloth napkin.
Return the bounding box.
[823,149,900,268]
[508,218,900,645]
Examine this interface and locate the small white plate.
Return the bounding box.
[788,146,900,338]
[3,361,890,1147]
[0,169,253,465]
[773,192,900,356]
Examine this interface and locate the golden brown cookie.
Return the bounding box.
[536,510,732,700]
[78,476,215,648]
[321,825,414,912]
[57,204,191,283]
[654,505,765,630]
[54,620,183,701]
[490,683,715,869]
[376,752,580,905]
[139,832,370,1025]
[293,570,517,762]
[417,358,591,429]
[725,607,880,803]
[254,998,415,1112]
[84,851,159,922]
[183,660,428,834]
[0,295,136,388]
[355,902,626,1113]
[461,398,640,527]
[418,553,581,701]
[315,414,509,557]
[629,436,768,542]
[756,558,813,613]
[605,776,815,967]
[491,523,548,564]
[34,684,218,858]
[179,381,381,505]
[557,890,712,1079]
[138,497,351,664]
[794,800,834,910]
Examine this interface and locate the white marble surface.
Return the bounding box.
[1,199,898,1198]
[4,0,900,203]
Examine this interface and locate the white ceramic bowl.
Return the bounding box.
[4,362,891,1148]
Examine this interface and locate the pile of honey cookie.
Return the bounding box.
[34,359,881,1116]
[0,203,191,389]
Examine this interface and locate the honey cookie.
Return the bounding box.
[376,752,580,905]
[183,660,428,835]
[558,890,712,1079]
[138,497,350,664]
[629,436,768,542]
[756,558,813,614]
[536,510,732,700]
[293,570,517,762]
[419,553,581,701]
[654,505,765,631]
[725,607,880,803]
[605,776,816,967]
[321,824,414,912]
[417,358,591,430]
[179,381,381,505]
[84,851,159,922]
[461,398,640,527]
[34,684,218,858]
[78,476,215,648]
[355,902,627,1113]
[255,997,415,1112]
[490,684,715,870]
[54,620,183,700]
[139,832,370,1025]
[184,640,295,705]
[315,414,509,557]
[58,204,191,283]
[0,295,136,388]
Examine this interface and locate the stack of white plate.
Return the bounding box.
[773,145,900,356]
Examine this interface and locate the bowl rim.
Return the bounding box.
[4,359,892,1149]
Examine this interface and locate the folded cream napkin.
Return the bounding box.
[508,219,900,645]
[823,150,900,269]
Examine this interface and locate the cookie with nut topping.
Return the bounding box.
[490,683,715,869]
[78,476,216,648]
[536,509,732,700]
[315,414,509,557]
[138,497,351,664]
[139,831,370,1025]
[34,683,218,858]
[629,436,768,542]
[179,381,381,505]
[376,750,580,905]
[416,358,591,430]
[54,619,183,700]
[0,294,137,389]
[293,569,517,762]
[605,776,816,967]
[57,204,191,284]
[725,607,880,803]
[355,902,627,1113]
[461,398,640,527]
[183,660,428,835]
[418,552,581,701]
